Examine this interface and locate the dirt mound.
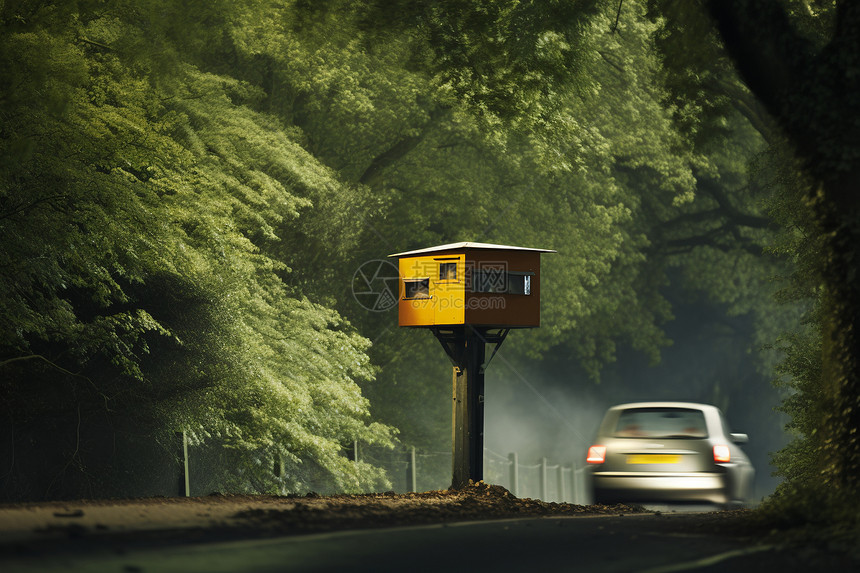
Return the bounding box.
[231,481,644,535]
[0,481,647,550]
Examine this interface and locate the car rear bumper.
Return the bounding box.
[591,471,728,504]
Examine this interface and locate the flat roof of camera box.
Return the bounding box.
[389,242,556,258]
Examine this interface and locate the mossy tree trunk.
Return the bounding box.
[817,185,860,489]
[707,0,860,490]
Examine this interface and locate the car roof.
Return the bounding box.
[598,402,726,436]
[607,402,720,413]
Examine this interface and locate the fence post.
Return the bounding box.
[406,446,417,492]
[508,452,519,497]
[540,457,547,500]
[176,430,190,497]
[558,464,566,503]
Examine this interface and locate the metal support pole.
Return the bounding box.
[451,328,486,488]
[354,439,359,463]
[434,326,508,490]
[571,463,578,504]
[508,452,519,497]
[451,366,458,477]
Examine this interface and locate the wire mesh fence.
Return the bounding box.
[355,443,452,494]
[180,436,587,503]
[483,448,587,504]
[354,444,587,503]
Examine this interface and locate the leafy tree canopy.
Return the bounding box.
[0,0,814,501]
[0,0,393,497]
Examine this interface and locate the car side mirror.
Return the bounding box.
[730,433,749,444]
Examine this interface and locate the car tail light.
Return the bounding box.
[587,445,607,464]
[713,445,731,463]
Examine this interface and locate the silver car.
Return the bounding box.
[586,402,755,508]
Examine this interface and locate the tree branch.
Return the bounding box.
[598,51,625,75]
[705,0,815,141]
[658,208,725,229]
[652,177,770,258]
[0,194,68,221]
[0,354,89,380]
[358,106,447,187]
[658,182,771,235]
[705,77,779,144]
[78,37,113,51]
[611,0,623,33]
[662,232,763,257]
[699,181,771,229]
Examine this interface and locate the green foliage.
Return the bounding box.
[755,482,860,551]
[0,0,826,503]
[342,0,603,129]
[0,0,394,497]
[769,330,823,487]
[756,142,827,490]
[255,0,793,463]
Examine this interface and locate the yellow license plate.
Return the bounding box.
[627,454,681,464]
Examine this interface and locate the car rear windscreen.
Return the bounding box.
[614,407,708,438]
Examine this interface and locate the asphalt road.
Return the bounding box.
[3,513,856,573]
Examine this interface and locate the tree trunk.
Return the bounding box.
[816,185,860,489]
[706,0,860,493]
